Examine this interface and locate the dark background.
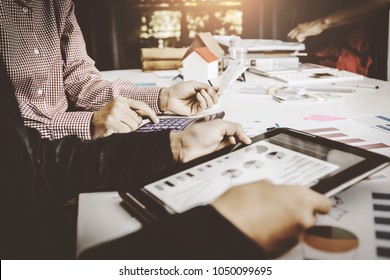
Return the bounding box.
[73,0,389,80]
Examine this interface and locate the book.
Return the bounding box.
[214,36,305,52]
[140,47,187,71]
[141,60,183,71]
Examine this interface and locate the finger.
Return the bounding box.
[207,87,219,104]
[300,211,317,229]
[120,114,142,131]
[125,99,159,124]
[296,34,306,43]
[220,121,252,145]
[189,80,215,92]
[228,136,236,145]
[307,191,332,214]
[195,92,207,110]
[216,137,236,150]
[199,89,214,108]
[115,122,132,134]
[124,108,143,125]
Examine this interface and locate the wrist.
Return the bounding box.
[90,113,99,140]
[170,132,184,162]
[158,87,169,112]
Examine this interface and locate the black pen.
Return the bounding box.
[120,192,157,226]
[332,83,379,89]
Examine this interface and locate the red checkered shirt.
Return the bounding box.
[0,0,162,140]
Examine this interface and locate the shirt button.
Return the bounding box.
[33,48,40,55]
[37,89,43,96]
[23,7,28,13]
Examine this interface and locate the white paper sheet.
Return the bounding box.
[281,181,377,259]
[77,192,142,257]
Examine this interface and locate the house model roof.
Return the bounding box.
[182,32,225,61]
[190,47,218,63]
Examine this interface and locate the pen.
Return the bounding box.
[306,87,356,93]
[332,83,379,89]
[121,192,157,226]
[266,123,280,131]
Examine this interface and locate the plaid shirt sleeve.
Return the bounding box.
[61,1,162,116]
[1,0,163,141]
[51,111,94,140]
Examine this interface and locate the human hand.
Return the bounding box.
[288,19,328,42]
[91,96,159,139]
[169,119,251,163]
[158,81,220,116]
[212,180,331,258]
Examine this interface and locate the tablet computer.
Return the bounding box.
[119,127,389,223]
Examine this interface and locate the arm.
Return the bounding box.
[58,1,220,139]
[80,181,330,260]
[60,1,161,113]
[288,0,390,42]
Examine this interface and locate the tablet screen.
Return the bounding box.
[143,130,369,214]
[120,128,388,219]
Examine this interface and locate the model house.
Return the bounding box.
[182,47,219,83]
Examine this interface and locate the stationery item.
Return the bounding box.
[281,181,378,260]
[306,87,356,93]
[286,119,390,158]
[273,91,344,103]
[352,115,390,135]
[211,60,248,93]
[304,115,347,122]
[134,82,157,86]
[240,85,305,95]
[214,36,305,52]
[333,83,379,89]
[137,111,225,132]
[249,63,364,85]
[371,181,390,259]
[119,128,390,219]
[77,192,142,256]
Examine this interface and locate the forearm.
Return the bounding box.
[320,0,389,30]
[37,130,176,202]
[62,2,162,113]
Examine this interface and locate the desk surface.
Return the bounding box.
[101,70,390,125]
[78,69,390,259]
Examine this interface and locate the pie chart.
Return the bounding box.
[266,151,285,160]
[243,160,264,169]
[245,145,268,154]
[221,169,242,179]
[303,225,359,259]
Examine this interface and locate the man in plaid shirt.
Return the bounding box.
[0,0,219,140]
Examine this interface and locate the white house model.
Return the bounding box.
[182,47,219,84]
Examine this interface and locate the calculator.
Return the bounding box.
[137,111,225,132]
